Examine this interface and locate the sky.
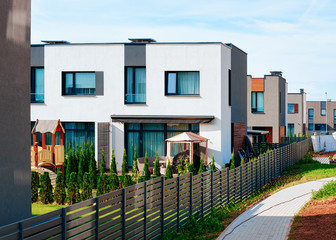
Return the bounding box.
[31,0,336,101]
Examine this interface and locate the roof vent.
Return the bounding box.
[270,71,282,77]
[41,40,70,44]
[128,38,156,43]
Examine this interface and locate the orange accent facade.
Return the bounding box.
[251,78,264,92]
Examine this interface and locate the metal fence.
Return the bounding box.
[0,139,312,240]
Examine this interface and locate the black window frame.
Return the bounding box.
[124,66,146,104]
[251,91,264,113]
[62,71,96,96]
[31,67,44,103]
[165,71,200,96]
[308,108,314,119]
[308,123,314,131]
[321,101,326,116]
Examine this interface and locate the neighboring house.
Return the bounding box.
[306,100,336,135]
[30,39,247,169]
[0,0,31,226]
[247,71,288,143]
[287,89,307,137]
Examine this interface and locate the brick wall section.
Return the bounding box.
[98,122,110,170]
[233,123,246,155]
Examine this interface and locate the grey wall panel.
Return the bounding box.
[124,44,146,66]
[31,46,44,67]
[95,71,104,95]
[98,122,110,170]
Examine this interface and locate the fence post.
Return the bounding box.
[177,176,180,231]
[144,181,147,240]
[201,173,204,218]
[121,189,126,240]
[18,221,23,240]
[161,176,164,236]
[189,173,193,216]
[211,170,213,209]
[95,197,99,240]
[62,208,66,240]
[226,168,229,204]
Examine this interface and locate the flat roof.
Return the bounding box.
[111,115,214,124]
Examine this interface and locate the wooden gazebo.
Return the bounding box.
[31,119,65,173]
[165,132,209,165]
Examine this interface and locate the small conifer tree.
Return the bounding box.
[81,172,92,201]
[187,162,197,175]
[110,173,120,191]
[54,170,66,205]
[67,172,79,205]
[143,152,151,180]
[165,159,173,180]
[240,157,245,166]
[121,149,128,176]
[65,147,73,186]
[121,174,134,188]
[178,157,185,176]
[77,155,85,189]
[97,173,110,196]
[153,151,161,177]
[230,151,235,170]
[110,149,117,174]
[31,172,38,203]
[89,143,97,189]
[222,163,226,169]
[100,149,106,175]
[39,172,53,204]
[132,145,139,182]
[210,154,216,172]
[198,156,206,174]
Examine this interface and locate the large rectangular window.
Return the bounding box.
[308,123,314,131]
[315,123,326,131]
[308,109,314,119]
[288,124,294,137]
[288,104,298,114]
[321,101,326,116]
[62,72,96,95]
[31,68,44,103]
[125,67,146,103]
[125,123,199,166]
[165,71,200,95]
[251,92,264,113]
[63,122,95,153]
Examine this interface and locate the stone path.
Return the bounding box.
[217,177,336,240]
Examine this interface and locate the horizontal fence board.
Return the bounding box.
[24,217,61,238]
[23,209,62,228]
[26,225,62,240]
[98,223,122,239]
[66,212,95,229]
[66,220,95,238]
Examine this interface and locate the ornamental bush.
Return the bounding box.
[67,172,79,205]
[31,172,38,203]
[89,143,97,189]
[198,156,206,174]
[77,155,85,189]
[54,170,66,205]
[165,159,173,180]
[122,149,128,176]
[110,173,120,191]
[132,145,139,183]
[81,173,92,201]
[39,172,53,204]
[153,151,161,177]
[230,151,235,170]
[97,173,110,196]
[210,154,216,172]
[187,162,197,175]
[110,149,117,174]
[100,149,106,175]
[121,174,134,188]
[143,152,151,181]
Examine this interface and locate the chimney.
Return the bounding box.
[300,89,304,94]
[128,38,156,43]
[270,71,282,77]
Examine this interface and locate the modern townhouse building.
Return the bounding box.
[247,71,288,143]
[30,39,247,169]
[306,100,336,135]
[287,89,307,137]
[0,0,31,225]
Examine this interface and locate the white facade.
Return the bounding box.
[31,42,233,168]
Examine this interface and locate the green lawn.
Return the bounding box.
[32,203,65,216]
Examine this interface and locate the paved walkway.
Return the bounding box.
[217,177,336,240]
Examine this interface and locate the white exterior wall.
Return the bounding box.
[31,43,232,169]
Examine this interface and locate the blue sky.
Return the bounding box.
[31,0,336,101]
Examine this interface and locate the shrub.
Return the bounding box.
[77,155,85,189]
[143,152,151,180]
[165,159,173,180]
[97,173,110,196]
[110,173,120,191]
[122,149,128,176]
[132,145,139,183]
[153,151,161,177]
[81,173,92,201]
[89,145,97,189]
[31,172,38,203]
[198,156,206,174]
[121,174,133,188]
[65,147,74,186]
[210,154,216,172]
[54,170,66,205]
[67,172,79,205]
[110,149,117,174]
[100,149,106,175]
[178,157,186,176]
[39,172,53,204]
[188,162,197,175]
[230,151,235,170]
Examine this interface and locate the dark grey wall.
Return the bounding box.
[0,0,31,226]
[279,77,287,126]
[124,44,146,66]
[230,45,247,129]
[31,45,44,67]
[95,71,104,95]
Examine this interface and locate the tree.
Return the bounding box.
[83,141,90,173]
[187,162,197,175]
[97,173,110,196]
[31,172,38,203]
[81,173,92,201]
[240,157,245,166]
[67,172,79,205]
[110,173,120,191]
[65,146,74,186]
[110,149,117,174]
[230,151,235,170]
[178,157,187,176]
[143,152,151,180]
[100,149,106,175]
[121,174,134,188]
[89,141,97,188]
[153,151,161,177]
[165,159,173,180]
[198,156,206,174]
[77,153,85,189]
[132,145,139,182]
[210,154,216,172]
[39,172,53,204]
[121,149,128,176]
[54,170,66,205]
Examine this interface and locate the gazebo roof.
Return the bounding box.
[165,132,208,143]
[31,119,65,134]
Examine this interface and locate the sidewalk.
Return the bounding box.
[217,177,336,240]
